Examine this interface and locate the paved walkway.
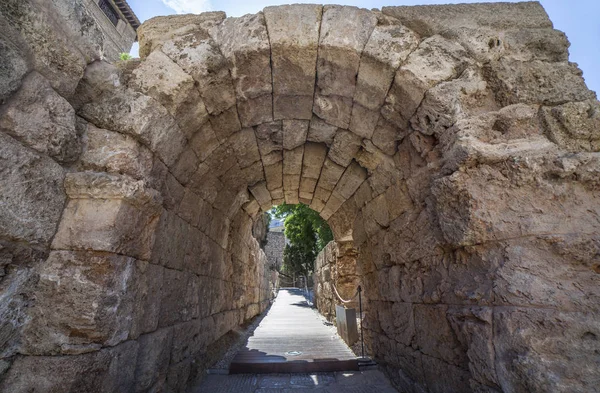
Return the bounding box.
[229,288,357,373]
[193,370,399,392]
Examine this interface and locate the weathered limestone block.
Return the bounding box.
[130,261,164,339]
[249,182,272,211]
[189,122,221,163]
[264,4,322,119]
[372,116,406,156]
[494,308,600,393]
[20,251,136,355]
[137,12,226,58]
[484,59,596,107]
[350,17,419,138]
[80,89,186,167]
[0,341,139,393]
[134,328,172,393]
[171,317,215,365]
[541,99,600,152]
[255,121,283,165]
[411,67,498,137]
[242,198,261,218]
[381,2,553,37]
[382,35,470,130]
[494,237,600,312]
[314,6,377,129]
[213,12,272,126]
[283,120,309,150]
[197,143,238,179]
[329,130,362,167]
[315,158,345,192]
[0,0,88,98]
[264,162,283,193]
[283,145,304,202]
[307,116,338,146]
[0,133,65,246]
[0,16,31,104]
[298,142,326,201]
[79,123,153,180]
[301,142,328,180]
[228,128,262,168]
[189,169,223,205]
[158,268,194,327]
[432,163,600,246]
[148,159,185,210]
[328,200,358,242]
[52,172,162,260]
[151,209,191,271]
[208,106,242,143]
[334,161,368,200]
[0,72,80,163]
[157,18,236,115]
[129,50,208,139]
[72,60,122,109]
[320,192,345,220]
[413,304,468,367]
[170,147,199,186]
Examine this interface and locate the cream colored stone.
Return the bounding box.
[264,4,322,119]
[130,50,208,139]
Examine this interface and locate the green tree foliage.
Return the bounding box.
[271,203,333,277]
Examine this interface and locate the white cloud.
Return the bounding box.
[161,0,211,14]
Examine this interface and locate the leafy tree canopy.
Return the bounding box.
[271,203,333,277]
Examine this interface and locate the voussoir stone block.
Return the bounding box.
[264,4,322,119]
[129,50,208,139]
[137,12,226,58]
[159,18,236,115]
[0,72,80,163]
[80,89,186,168]
[214,12,273,126]
[382,35,470,130]
[80,124,154,180]
[52,172,163,260]
[283,120,309,150]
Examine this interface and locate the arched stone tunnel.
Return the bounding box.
[1,1,599,392]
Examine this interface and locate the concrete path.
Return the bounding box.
[229,288,357,373]
[193,370,399,392]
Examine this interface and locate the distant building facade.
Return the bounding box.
[83,0,140,61]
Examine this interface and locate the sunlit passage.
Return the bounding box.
[229,288,358,374]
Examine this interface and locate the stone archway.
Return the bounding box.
[1,2,599,392]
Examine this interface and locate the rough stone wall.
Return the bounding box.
[0,2,599,393]
[0,1,272,391]
[315,241,360,321]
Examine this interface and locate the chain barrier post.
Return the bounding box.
[358,285,364,359]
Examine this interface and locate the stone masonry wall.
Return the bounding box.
[315,241,360,322]
[0,1,272,391]
[1,1,599,393]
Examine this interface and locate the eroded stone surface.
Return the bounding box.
[1,3,599,393]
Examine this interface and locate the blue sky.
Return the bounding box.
[127,0,599,95]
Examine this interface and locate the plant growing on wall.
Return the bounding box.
[119,52,133,61]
